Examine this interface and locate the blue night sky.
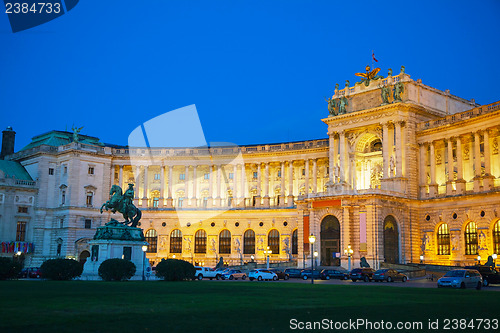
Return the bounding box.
[1,0,499,151]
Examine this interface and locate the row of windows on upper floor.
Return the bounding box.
[143,228,299,256]
[48,166,95,176]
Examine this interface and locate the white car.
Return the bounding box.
[194,266,219,280]
[248,269,278,281]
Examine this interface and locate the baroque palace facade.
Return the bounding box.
[1,67,500,269]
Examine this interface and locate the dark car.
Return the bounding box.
[373,269,408,282]
[300,269,321,280]
[320,269,349,280]
[270,269,289,280]
[18,267,41,279]
[465,265,500,286]
[284,268,302,278]
[350,268,375,282]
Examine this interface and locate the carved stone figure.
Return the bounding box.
[485,256,495,268]
[100,184,142,228]
[388,68,393,76]
[451,234,459,251]
[390,156,396,176]
[325,97,338,116]
[345,80,350,88]
[478,231,488,251]
[355,65,382,86]
[360,257,370,267]
[183,236,192,252]
[338,96,348,114]
[381,85,391,104]
[400,65,405,74]
[215,256,224,269]
[393,81,404,102]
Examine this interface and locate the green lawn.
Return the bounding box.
[0,281,498,332]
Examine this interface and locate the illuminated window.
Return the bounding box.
[493,221,500,255]
[16,222,26,241]
[88,167,94,175]
[179,173,185,180]
[292,229,298,255]
[145,229,158,253]
[243,229,255,254]
[170,229,182,253]
[195,229,207,254]
[437,223,450,255]
[219,230,231,254]
[268,229,280,254]
[464,222,478,255]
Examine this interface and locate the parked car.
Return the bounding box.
[194,266,219,280]
[221,269,247,280]
[319,269,349,280]
[214,268,230,280]
[373,269,408,282]
[284,268,302,278]
[465,265,500,286]
[300,269,321,280]
[437,269,482,289]
[249,269,278,281]
[270,269,289,280]
[350,268,375,282]
[18,267,41,279]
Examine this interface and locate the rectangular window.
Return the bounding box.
[48,168,54,175]
[154,173,160,180]
[88,167,94,175]
[277,170,281,178]
[178,197,184,208]
[60,219,64,228]
[153,197,159,207]
[123,247,132,261]
[229,172,234,179]
[228,196,233,206]
[203,197,208,208]
[61,190,66,205]
[16,222,26,241]
[63,165,67,174]
[179,173,185,180]
[253,172,258,179]
[302,168,305,176]
[17,206,28,213]
[204,173,210,180]
[84,219,91,229]
[86,193,93,207]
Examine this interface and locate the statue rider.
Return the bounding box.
[122,184,135,216]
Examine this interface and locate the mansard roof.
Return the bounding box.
[0,160,32,181]
[21,130,103,151]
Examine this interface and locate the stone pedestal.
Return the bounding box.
[81,221,149,281]
[455,179,466,194]
[286,195,294,207]
[483,175,495,190]
[262,196,270,207]
[428,183,438,197]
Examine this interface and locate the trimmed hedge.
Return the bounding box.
[40,258,83,280]
[155,259,195,281]
[0,257,21,280]
[98,259,136,281]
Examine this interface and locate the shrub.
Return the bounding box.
[155,259,195,281]
[0,257,22,280]
[40,258,83,280]
[98,259,136,281]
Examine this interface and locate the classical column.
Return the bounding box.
[192,165,198,207]
[328,132,335,184]
[233,164,238,202]
[240,163,246,201]
[287,161,294,206]
[208,165,214,207]
[142,166,148,207]
[419,143,427,185]
[483,129,494,189]
[166,165,173,208]
[262,163,270,207]
[184,165,190,203]
[429,141,438,197]
[216,164,222,206]
[304,159,310,196]
[395,121,403,177]
[118,165,123,188]
[159,165,165,207]
[280,162,285,206]
[474,131,482,178]
[446,138,455,195]
[134,166,140,200]
[256,163,261,197]
[382,123,390,178]
[455,136,465,194]
[312,159,318,194]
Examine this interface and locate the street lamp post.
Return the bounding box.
[420,255,424,264]
[265,246,272,269]
[344,245,353,271]
[309,234,316,285]
[141,245,148,281]
[477,255,481,265]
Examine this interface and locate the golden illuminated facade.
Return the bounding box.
[5,68,500,269]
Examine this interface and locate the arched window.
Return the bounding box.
[437,223,450,255]
[292,229,298,255]
[219,230,231,254]
[145,229,157,253]
[195,229,207,254]
[268,229,280,254]
[465,222,478,255]
[243,229,255,254]
[493,220,500,255]
[170,229,182,253]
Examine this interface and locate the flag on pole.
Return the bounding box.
[372,51,378,63]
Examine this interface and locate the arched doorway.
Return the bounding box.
[320,215,340,266]
[383,215,399,264]
[79,250,90,265]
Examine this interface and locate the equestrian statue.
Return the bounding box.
[100,184,142,228]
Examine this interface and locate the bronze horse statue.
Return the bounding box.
[100,184,142,228]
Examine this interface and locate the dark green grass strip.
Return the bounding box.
[0,281,498,332]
